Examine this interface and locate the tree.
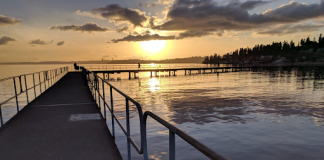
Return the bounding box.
[301,38,305,46]
[290,40,295,49]
[306,37,310,43]
[202,56,209,64]
[319,33,324,47]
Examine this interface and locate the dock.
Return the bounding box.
[0,72,122,160]
[92,62,324,80]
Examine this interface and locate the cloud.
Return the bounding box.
[231,0,270,10]
[257,23,324,36]
[139,2,156,7]
[91,4,148,27]
[50,22,110,32]
[111,29,223,43]
[0,15,22,27]
[152,1,324,32]
[0,36,16,45]
[139,0,174,7]
[177,29,223,39]
[116,26,129,32]
[28,39,52,45]
[111,33,176,43]
[57,41,65,46]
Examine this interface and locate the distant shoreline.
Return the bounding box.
[0,56,205,65]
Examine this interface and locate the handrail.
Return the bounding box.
[0,66,69,127]
[81,66,227,160]
[0,67,70,82]
[143,111,226,160]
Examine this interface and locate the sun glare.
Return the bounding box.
[140,40,166,53]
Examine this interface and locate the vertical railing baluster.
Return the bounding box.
[98,80,100,109]
[47,71,50,87]
[13,78,19,112]
[24,75,29,104]
[110,86,115,137]
[50,70,52,86]
[33,74,36,98]
[19,76,23,93]
[126,99,131,160]
[43,72,47,90]
[102,79,106,119]
[94,78,97,101]
[39,73,42,93]
[0,104,3,126]
[169,130,176,160]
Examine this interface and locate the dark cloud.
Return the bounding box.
[238,1,270,10]
[57,41,65,46]
[111,33,176,43]
[50,23,110,32]
[0,36,16,45]
[152,1,324,32]
[257,24,324,36]
[91,4,147,27]
[139,0,173,7]
[0,15,22,27]
[116,26,129,32]
[111,29,224,43]
[28,39,52,45]
[173,0,213,7]
[176,30,223,39]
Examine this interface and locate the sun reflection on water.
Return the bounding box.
[148,78,160,91]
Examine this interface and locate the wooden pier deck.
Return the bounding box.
[0,72,122,160]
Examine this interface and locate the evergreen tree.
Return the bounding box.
[202,56,209,64]
[290,40,295,49]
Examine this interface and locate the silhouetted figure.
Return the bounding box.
[138,62,141,69]
[74,63,79,71]
[218,62,220,67]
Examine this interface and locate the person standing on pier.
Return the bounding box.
[138,62,141,69]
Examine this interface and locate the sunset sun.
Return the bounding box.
[140,40,166,54]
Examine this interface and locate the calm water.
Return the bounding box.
[1,64,324,160]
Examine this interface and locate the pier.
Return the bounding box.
[0,66,227,160]
[2,62,323,160]
[0,72,122,160]
[91,62,324,80]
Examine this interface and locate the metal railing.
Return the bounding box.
[81,66,227,160]
[0,66,69,127]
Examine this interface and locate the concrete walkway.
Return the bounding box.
[0,72,122,160]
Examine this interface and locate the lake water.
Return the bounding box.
[1,64,324,160]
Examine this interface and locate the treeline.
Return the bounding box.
[203,33,324,64]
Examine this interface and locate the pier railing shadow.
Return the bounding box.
[0,66,69,127]
[81,66,227,160]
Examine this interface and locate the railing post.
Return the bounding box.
[33,74,36,98]
[13,78,19,112]
[50,70,53,86]
[19,76,23,93]
[94,78,97,101]
[24,75,29,104]
[47,71,49,87]
[39,73,42,93]
[126,98,131,160]
[169,130,176,160]
[43,72,47,90]
[0,104,3,126]
[98,80,100,109]
[110,86,115,137]
[102,79,106,119]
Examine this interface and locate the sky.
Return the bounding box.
[1,0,324,62]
